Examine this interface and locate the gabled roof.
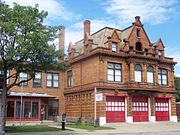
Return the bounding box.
[152,38,165,48]
[71,25,134,54]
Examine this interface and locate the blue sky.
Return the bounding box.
[5,0,180,76]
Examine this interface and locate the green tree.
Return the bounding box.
[175,77,180,102]
[0,2,67,134]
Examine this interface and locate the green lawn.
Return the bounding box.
[67,124,114,131]
[5,125,60,133]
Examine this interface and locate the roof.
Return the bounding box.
[7,92,54,98]
[72,25,133,54]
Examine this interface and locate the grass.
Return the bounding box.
[67,123,114,131]
[5,125,60,133]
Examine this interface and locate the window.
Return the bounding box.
[19,72,28,86]
[158,69,167,85]
[48,99,59,119]
[137,29,140,37]
[24,102,31,118]
[158,50,162,56]
[67,70,73,87]
[135,64,142,82]
[135,42,142,51]
[32,102,39,118]
[112,42,117,52]
[0,69,10,85]
[16,101,21,118]
[107,63,122,82]
[7,101,14,118]
[7,70,10,84]
[33,71,42,87]
[147,66,154,84]
[46,73,59,87]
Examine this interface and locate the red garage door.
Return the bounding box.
[132,96,148,122]
[155,98,169,121]
[106,96,125,123]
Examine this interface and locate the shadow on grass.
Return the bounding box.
[5,125,61,133]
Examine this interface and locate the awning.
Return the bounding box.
[7,92,55,98]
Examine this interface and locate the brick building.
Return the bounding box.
[65,16,177,125]
[0,27,66,123]
[1,16,177,125]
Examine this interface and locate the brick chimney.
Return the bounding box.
[59,26,65,52]
[84,20,90,42]
[135,16,140,22]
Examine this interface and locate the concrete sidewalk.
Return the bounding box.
[6,122,180,135]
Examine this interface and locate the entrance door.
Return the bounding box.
[41,104,47,120]
[155,98,169,121]
[132,96,148,122]
[106,96,125,123]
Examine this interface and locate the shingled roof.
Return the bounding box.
[71,25,133,54]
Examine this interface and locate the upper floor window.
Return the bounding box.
[46,73,59,88]
[33,71,42,87]
[0,69,10,85]
[137,29,140,37]
[107,63,122,82]
[147,66,154,84]
[135,64,142,82]
[67,70,73,87]
[135,42,142,51]
[158,50,162,56]
[112,42,117,52]
[158,69,167,85]
[19,72,28,86]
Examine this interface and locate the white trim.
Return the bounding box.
[169,98,171,120]
[99,117,106,126]
[125,97,127,122]
[126,116,133,123]
[148,97,151,122]
[170,116,177,122]
[150,116,156,122]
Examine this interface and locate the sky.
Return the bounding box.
[4,0,180,76]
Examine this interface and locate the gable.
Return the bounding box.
[128,25,151,49]
[111,29,121,42]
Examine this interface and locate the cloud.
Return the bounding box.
[64,18,119,50]
[103,0,178,25]
[4,0,80,22]
[166,46,180,66]
[176,74,180,77]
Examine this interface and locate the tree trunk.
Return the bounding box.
[0,89,7,135]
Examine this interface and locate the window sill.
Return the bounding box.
[46,86,59,88]
[107,81,123,84]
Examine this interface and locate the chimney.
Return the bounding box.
[135,16,140,22]
[59,26,65,52]
[84,20,90,42]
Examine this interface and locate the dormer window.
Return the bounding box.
[112,42,117,52]
[136,42,142,51]
[158,50,162,56]
[137,29,140,37]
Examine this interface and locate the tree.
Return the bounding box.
[0,2,67,134]
[175,77,180,102]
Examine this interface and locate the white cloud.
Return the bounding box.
[103,0,178,25]
[4,0,79,21]
[176,74,180,77]
[166,47,180,66]
[64,18,119,51]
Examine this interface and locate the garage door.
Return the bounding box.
[132,96,148,122]
[155,98,169,121]
[106,96,125,123]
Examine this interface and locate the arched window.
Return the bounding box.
[147,66,154,83]
[135,64,142,82]
[136,42,142,51]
